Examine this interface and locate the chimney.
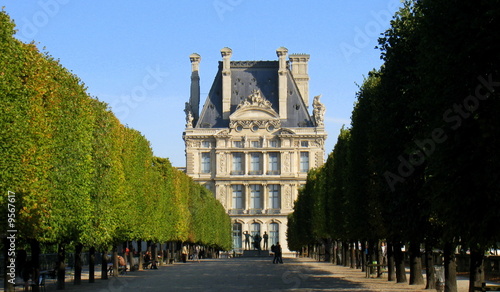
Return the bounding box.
[220,47,232,119]
[276,47,288,119]
[189,53,201,122]
[289,54,310,108]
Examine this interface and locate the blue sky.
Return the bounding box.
[3,0,402,167]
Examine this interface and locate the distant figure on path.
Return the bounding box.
[275,242,283,264]
[192,245,200,263]
[263,232,269,250]
[271,244,278,264]
[244,231,251,250]
[181,245,188,263]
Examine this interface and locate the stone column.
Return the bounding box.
[221,47,232,119]
[276,47,288,120]
[189,53,201,122]
[262,183,268,212]
[289,54,310,107]
[244,183,249,212]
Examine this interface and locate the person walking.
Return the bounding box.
[275,242,283,264]
[263,232,269,250]
[192,245,200,263]
[181,244,188,263]
[271,244,278,264]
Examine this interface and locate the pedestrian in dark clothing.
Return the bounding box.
[271,244,278,264]
[275,242,283,264]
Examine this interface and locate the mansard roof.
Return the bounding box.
[196,60,313,129]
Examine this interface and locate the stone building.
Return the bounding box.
[182,47,327,255]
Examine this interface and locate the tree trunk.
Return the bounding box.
[469,248,484,292]
[376,241,383,278]
[152,243,158,269]
[56,243,66,290]
[166,241,171,264]
[350,241,356,268]
[31,240,41,292]
[101,251,108,280]
[425,244,436,289]
[73,243,83,285]
[409,241,424,285]
[112,248,119,277]
[138,240,143,270]
[394,241,407,283]
[128,243,134,271]
[360,241,367,272]
[444,242,457,292]
[324,239,332,262]
[333,241,338,265]
[343,241,349,267]
[88,247,95,283]
[387,241,396,281]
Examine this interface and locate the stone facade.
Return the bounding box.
[183,47,327,255]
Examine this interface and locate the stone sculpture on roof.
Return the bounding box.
[313,94,326,127]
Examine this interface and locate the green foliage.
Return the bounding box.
[0,9,231,250]
[288,0,500,253]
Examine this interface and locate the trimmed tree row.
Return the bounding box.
[288,1,500,292]
[1,10,231,291]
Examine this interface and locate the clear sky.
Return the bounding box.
[3,0,402,167]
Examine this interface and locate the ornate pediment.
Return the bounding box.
[229,89,281,132]
[279,128,296,135]
[236,89,273,110]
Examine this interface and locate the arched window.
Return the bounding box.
[232,223,242,249]
[270,223,279,246]
[251,222,261,238]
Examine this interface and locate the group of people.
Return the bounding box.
[270,243,283,264]
[242,231,283,263]
[243,231,270,250]
[181,244,201,263]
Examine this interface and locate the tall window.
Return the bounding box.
[251,140,261,148]
[250,185,262,209]
[269,140,279,148]
[251,222,261,238]
[270,223,279,246]
[232,152,244,174]
[268,185,280,210]
[268,152,280,174]
[300,152,309,172]
[201,152,211,173]
[232,185,244,209]
[249,153,262,175]
[232,223,242,249]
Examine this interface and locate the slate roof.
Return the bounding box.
[196,61,313,128]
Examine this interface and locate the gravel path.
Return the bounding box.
[31,257,472,292]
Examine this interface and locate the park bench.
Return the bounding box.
[107,264,127,275]
[474,283,500,291]
[142,261,152,269]
[365,262,386,278]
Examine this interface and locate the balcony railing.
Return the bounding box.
[248,209,263,215]
[266,170,280,175]
[230,170,245,175]
[248,170,263,175]
[266,209,281,215]
[228,209,244,215]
